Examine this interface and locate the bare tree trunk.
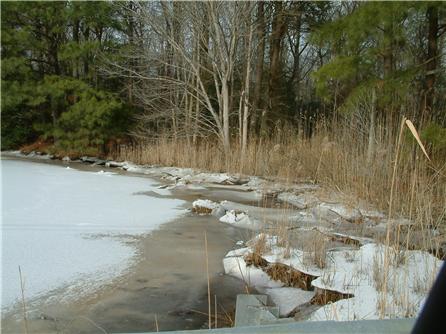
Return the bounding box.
[251,1,265,132]
[424,5,439,119]
[262,2,286,136]
[238,93,243,148]
[193,10,208,145]
[193,36,200,145]
[126,2,135,104]
[207,1,239,154]
[73,12,80,79]
[193,77,200,145]
[292,10,302,107]
[222,79,231,154]
[241,14,253,171]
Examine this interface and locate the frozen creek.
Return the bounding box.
[2,153,442,331]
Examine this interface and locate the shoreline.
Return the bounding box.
[2,214,247,333]
[2,150,443,327]
[1,156,250,333]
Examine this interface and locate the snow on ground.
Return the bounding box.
[310,243,442,321]
[192,199,225,216]
[313,202,363,222]
[95,170,117,176]
[211,199,337,231]
[223,248,283,288]
[109,158,388,230]
[223,233,443,320]
[262,287,315,317]
[219,210,262,230]
[239,234,323,277]
[121,162,235,185]
[192,197,350,231]
[194,187,262,204]
[188,172,233,184]
[192,198,308,229]
[4,151,53,160]
[192,199,219,211]
[277,192,319,209]
[220,201,305,225]
[105,158,320,195]
[1,159,185,311]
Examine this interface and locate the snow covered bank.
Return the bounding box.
[6,151,384,224]
[223,233,443,321]
[1,159,185,311]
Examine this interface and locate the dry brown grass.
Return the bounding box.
[252,233,269,255]
[329,234,361,248]
[310,287,354,305]
[302,232,329,269]
[20,138,103,159]
[244,253,268,268]
[115,120,445,232]
[191,206,213,215]
[265,263,317,290]
[246,233,271,256]
[243,248,317,291]
[20,139,52,155]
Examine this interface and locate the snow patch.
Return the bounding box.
[224,233,442,321]
[263,287,315,317]
[193,199,219,210]
[191,199,224,216]
[223,248,283,288]
[310,243,442,321]
[219,210,261,230]
[278,192,319,209]
[95,170,117,176]
[314,202,363,222]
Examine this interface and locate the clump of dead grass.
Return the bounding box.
[301,231,329,269]
[243,253,268,268]
[310,287,354,305]
[266,263,317,290]
[191,206,213,215]
[246,233,271,256]
[243,247,317,291]
[329,234,361,248]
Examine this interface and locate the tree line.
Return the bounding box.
[2,1,445,156]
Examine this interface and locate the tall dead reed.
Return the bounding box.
[116,118,445,231]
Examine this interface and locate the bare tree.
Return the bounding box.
[250,1,266,132]
[239,3,255,169]
[106,1,255,156]
[262,1,288,136]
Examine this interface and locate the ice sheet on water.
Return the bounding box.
[1,159,184,310]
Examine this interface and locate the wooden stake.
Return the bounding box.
[205,231,211,329]
[214,294,218,328]
[19,266,29,334]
